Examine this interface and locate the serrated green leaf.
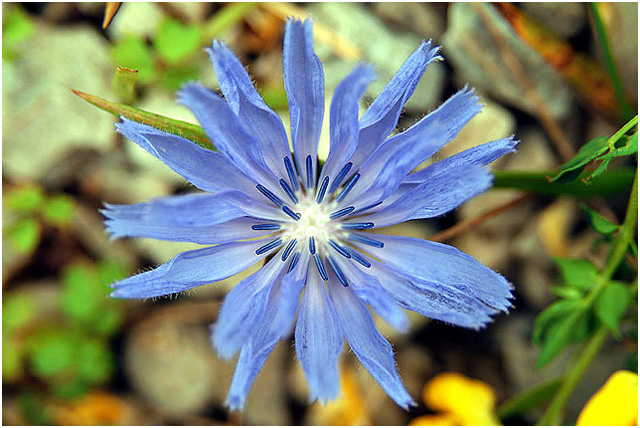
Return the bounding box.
[2,293,37,333]
[154,17,202,64]
[42,194,75,226]
[533,299,581,345]
[581,203,619,235]
[6,218,41,255]
[549,137,608,183]
[536,309,590,368]
[5,185,45,214]
[595,281,630,338]
[553,258,598,289]
[71,90,213,149]
[112,35,157,84]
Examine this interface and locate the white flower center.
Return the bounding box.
[281,196,340,245]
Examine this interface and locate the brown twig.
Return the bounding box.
[429,194,533,243]
[472,3,575,163]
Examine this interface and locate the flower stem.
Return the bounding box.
[538,168,638,425]
[589,3,634,122]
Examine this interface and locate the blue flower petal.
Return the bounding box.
[362,234,513,321]
[320,64,376,186]
[207,41,291,179]
[328,278,414,409]
[213,255,288,359]
[349,41,441,169]
[343,87,482,209]
[225,260,307,410]
[177,83,284,191]
[295,270,343,403]
[284,19,325,190]
[110,239,276,299]
[405,137,518,184]
[361,164,493,227]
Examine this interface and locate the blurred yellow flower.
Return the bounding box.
[576,370,638,426]
[410,372,501,426]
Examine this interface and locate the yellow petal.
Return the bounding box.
[409,413,461,426]
[577,370,638,426]
[423,372,500,426]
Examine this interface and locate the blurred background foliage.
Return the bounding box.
[2,2,638,426]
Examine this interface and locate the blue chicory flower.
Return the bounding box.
[103,19,516,410]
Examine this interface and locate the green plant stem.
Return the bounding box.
[492,167,635,197]
[497,379,561,420]
[539,168,638,425]
[589,3,634,122]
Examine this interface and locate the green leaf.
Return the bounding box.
[536,309,590,368]
[42,194,75,226]
[2,293,37,333]
[77,338,114,384]
[3,336,23,382]
[595,281,630,338]
[71,89,213,150]
[29,330,76,377]
[550,286,583,300]
[6,218,41,255]
[581,203,619,235]
[553,258,598,289]
[549,137,608,183]
[533,299,581,346]
[584,132,639,183]
[154,17,202,64]
[61,265,104,324]
[160,62,202,92]
[2,5,34,61]
[112,35,157,84]
[90,305,123,337]
[97,259,128,287]
[5,185,45,214]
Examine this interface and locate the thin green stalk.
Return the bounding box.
[538,168,638,425]
[590,3,634,122]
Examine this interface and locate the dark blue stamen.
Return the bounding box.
[256,184,284,207]
[329,239,351,259]
[309,236,316,254]
[349,233,384,248]
[341,222,374,230]
[282,239,297,261]
[279,178,299,204]
[330,206,355,219]
[349,249,372,268]
[329,162,353,193]
[282,205,301,220]
[255,238,283,255]
[351,200,383,216]
[284,156,299,191]
[316,176,329,204]
[327,256,349,287]
[306,155,313,188]
[335,172,360,203]
[314,254,328,281]
[251,224,281,231]
[287,252,301,273]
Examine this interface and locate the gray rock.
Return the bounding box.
[442,3,574,120]
[3,24,114,180]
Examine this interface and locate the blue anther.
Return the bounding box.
[351,200,383,216]
[329,162,353,193]
[251,224,281,231]
[316,176,329,204]
[306,155,313,188]
[282,239,297,261]
[284,156,299,191]
[329,206,355,219]
[341,222,374,230]
[287,252,301,273]
[348,249,372,268]
[256,184,284,207]
[349,233,384,248]
[309,236,316,254]
[329,239,351,259]
[282,205,301,220]
[255,238,283,255]
[279,178,299,204]
[335,172,360,203]
[327,256,349,287]
[314,254,328,281]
